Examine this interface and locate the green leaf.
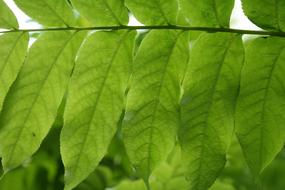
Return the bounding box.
[180,0,234,27]
[242,0,285,31]
[179,33,244,190]
[0,0,18,29]
[123,30,189,181]
[125,0,178,25]
[236,37,285,175]
[0,32,29,111]
[60,30,136,190]
[0,31,86,173]
[14,0,76,27]
[70,0,129,26]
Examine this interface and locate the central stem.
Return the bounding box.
[1,25,285,37]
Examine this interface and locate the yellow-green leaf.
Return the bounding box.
[0,31,86,172]
[70,0,129,26]
[125,0,178,25]
[180,0,234,27]
[0,32,29,111]
[123,30,189,181]
[14,0,76,27]
[0,0,18,29]
[179,33,244,190]
[236,37,285,175]
[61,30,136,190]
[242,0,285,31]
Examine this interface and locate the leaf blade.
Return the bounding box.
[236,37,285,175]
[61,30,136,190]
[179,33,244,190]
[123,30,190,181]
[125,0,178,25]
[70,0,129,26]
[242,0,285,31]
[0,0,18,29]
[180,0,234,27]
[14,0,76,27]
[0,32,29,112]
[0,31,86,172]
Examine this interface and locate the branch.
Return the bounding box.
[1,25,285,37]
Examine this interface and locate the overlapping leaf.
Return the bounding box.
[242,0,285,31]
[125,0,178,25]
[236,37,285,175]
[0,0,18,29]
[180,0,234,27]
[71,0,129,26]
[123,30,189,182]
[0,32,29,111]
[179,33,244,190]
[0,31,86,172]
[14,0,77,27]
[61,30,135,190]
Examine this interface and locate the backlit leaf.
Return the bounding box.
[236,37,285,175]
[242,0,285,31]
[61,30,135,190]
[179,33,244,190]
[70,0,129,26]
[180,0,234,27]
[0,31,86,172]
[0,0,18,29]
[0,32,29,111]
[125,0,178,25]
[123,30,189,181]
[14,0,76,27]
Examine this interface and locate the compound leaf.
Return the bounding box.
[236,37,285,175]
[61,30,136,190]
[123,30,189,182]
[179,33,244,190]
[0,32,29,112]
[0,31,86,172]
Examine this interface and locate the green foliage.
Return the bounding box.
[123,30,189,181]
[236,37,285,175]
[179,33,244,190]
[0,31,86,173]
[180,0,234,27]
[70,0,129,26]
[61,30,135,190]
[14,0,77,27]
[0,0,285,190]
[0,32,28,110]
[125,0,178,25]
[242,0,285,31]
[0,0,18,29]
